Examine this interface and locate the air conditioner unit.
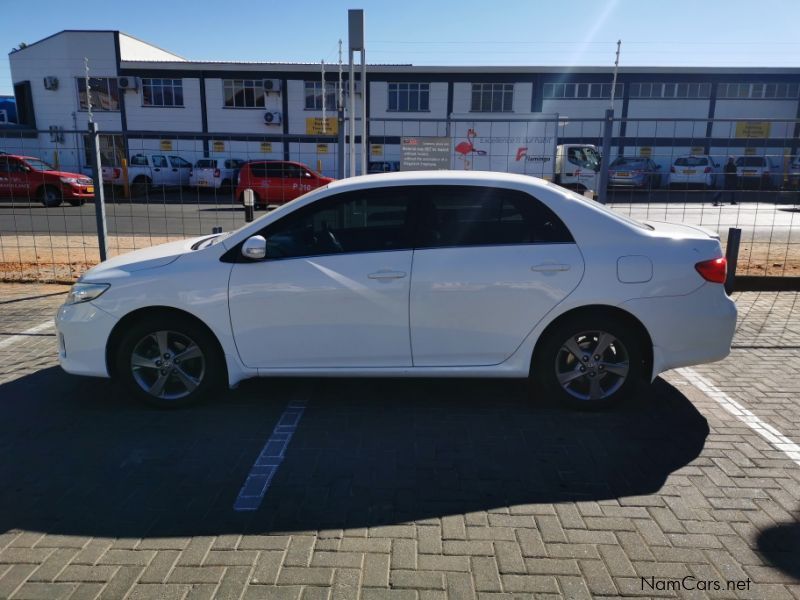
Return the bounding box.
[264,111,282,125]
[263,79,282,93]
[118,76,139,90]
[43,76,59,90]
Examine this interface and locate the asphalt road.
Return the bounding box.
[0,188,798,239]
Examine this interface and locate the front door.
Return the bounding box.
[151,155,171,186]
[229,187,416,368]
[409,185,584,367]
[169,156,192,185]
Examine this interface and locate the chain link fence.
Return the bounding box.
[0,116,798,283]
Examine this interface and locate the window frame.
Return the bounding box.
[543,82,623,100]
[141,78,184,107]
[76,77,120,112]
[470,83,514,113]
[387,82,431,112]
[304,81,337,111]
[223,79,266,109]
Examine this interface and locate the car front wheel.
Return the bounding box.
[116,314,224,408]
[533,313,645,409]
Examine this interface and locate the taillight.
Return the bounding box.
[113,168,120,179]
[704,167,712,173]
[214,168,221,178]
[670,166,675,173]
[695,257,727,284]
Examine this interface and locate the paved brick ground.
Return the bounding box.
[0,284,799,599]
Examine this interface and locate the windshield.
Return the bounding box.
[735,156,766,167]
[675,157,709,166]
[555,183,653,230]
[23,158,55,171]
[195,159,216,168]
[610,157,647,169]
[567,147,601,171]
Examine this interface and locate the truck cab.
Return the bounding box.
[554,144,601,193]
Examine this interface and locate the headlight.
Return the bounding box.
[60,177,81,184]
[66,282,110,305]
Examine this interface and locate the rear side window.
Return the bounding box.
[260,188,415,259]
[248,162,299,178]
[196,159,217,168]
[130,154,148,166]
[736,156,766,167]
[416,186,573,248]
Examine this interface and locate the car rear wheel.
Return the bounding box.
[131,176,151,197]
[39,185,63,207]
[116,314,224,408]
[532,313,645,410]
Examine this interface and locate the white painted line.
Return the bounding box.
[678,367,800,467]
[0,320,54,350]
[233,398,308,511]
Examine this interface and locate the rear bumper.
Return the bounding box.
[55,301,117,378]
[609,176,647,187]
[620,283,737,380]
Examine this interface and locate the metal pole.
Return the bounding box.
[337,40,345,179]
[348,50,356,177]
[88,121,108,261]
[360,50,367,176]
[597,108,613,205]
[321,59,326,134]
[725,227,742,294]
[610,40,621,108]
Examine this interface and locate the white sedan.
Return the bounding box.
[56,171,737,409]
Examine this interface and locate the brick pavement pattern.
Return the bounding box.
[0,284,799,599]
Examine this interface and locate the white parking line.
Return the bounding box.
[233,398,308,511]
[679,367,800,467]
[0,320,54,350]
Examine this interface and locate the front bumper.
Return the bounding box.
[63,185,95,199]
[55,301,118,378]
[620,283,737,379]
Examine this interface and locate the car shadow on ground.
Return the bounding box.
[757,521,800,580]
[0,368,708,538]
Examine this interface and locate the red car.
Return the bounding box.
[236,161,333,209]
[0,154,94,207]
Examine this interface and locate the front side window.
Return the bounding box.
[130,154,148,166]
[417,186,573,248]
[261,188,414,258]
[169,156,191,168]
[76,77,119,111]
[304,81,337,110]
[471,83,514,112]
[223,79,265,108]
[152,155,168,168]
[387,83,430,111]
[22,158,55,171]
[142,78,184,107]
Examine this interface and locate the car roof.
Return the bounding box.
[324,170,554,193]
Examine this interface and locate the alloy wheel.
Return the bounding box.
[130,330,205,400]
[555,330,630,401]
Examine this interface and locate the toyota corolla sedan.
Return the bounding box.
[56,171,736,409]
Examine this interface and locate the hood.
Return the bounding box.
[645,220,720,241]
[36,169,91,179]
[80,236,209,281]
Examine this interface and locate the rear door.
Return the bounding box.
[151,155,170,186]
[169,156,192,185]
[409,185,584,367]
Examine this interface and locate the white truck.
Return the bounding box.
[450,115,601,194]
[95,153,192,194]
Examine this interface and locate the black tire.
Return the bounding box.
[131,176,151,197]
[39,185,63,207]
[115,313,225,409]
[532,312,645,410]
[68,199,86,207]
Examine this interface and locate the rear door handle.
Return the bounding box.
[531,263,571,272]
[368,270,407,280]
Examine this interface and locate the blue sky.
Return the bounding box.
[2,0,800,96]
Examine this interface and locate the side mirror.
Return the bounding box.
[241,235,267,260]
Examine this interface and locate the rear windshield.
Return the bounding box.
[675,157,708,166]
[735,156,766,167]
[610,157,647,168]
[556,184,653,231]
[224,159,244,169]
[195,159,217,168]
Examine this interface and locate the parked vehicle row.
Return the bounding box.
[0,154,94,206]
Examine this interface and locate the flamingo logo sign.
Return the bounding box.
[454,128,488,170]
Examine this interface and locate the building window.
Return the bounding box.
[387,83,430,112]
[629,82,711,99]
[471,83,513,112]
[304,81,337,110]
[223,79,265,108]
[542,82,623,99]
[142,78,184,107]
[717,82,800,99]
[76,77,119,111]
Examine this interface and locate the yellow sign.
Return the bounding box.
[260,142,273,153]
[639,147,652,157]
[744,147,757,156]
[305,117,338,135]
[316,144,329,154]
[371,144,383,157]
[159,140,173,151]
[212,140,225,152]
[735,121,771,138]
[690,146,704,156]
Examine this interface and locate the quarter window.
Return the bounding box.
[388,83,430,111]
[142,78,184,107]
[417,186,573,248]
[261,189,414,258]
[76,77,119,111]
[470,83,514,112]
[223,79,265,108]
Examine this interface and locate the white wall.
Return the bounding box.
[118,33,185,61]
[369,81,447,137]
[711,100,796,139]
[541,99,623,137]
[204,78,283,134]
[125,78,203,132]
[626,99,709,138]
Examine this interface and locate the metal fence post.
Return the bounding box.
[87,121,108,262]
[725,227,742,294]
[597,108,614,204]
[337,107,345,179]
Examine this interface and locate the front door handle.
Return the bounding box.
[368,270,407,280]
[531,263,571,272]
